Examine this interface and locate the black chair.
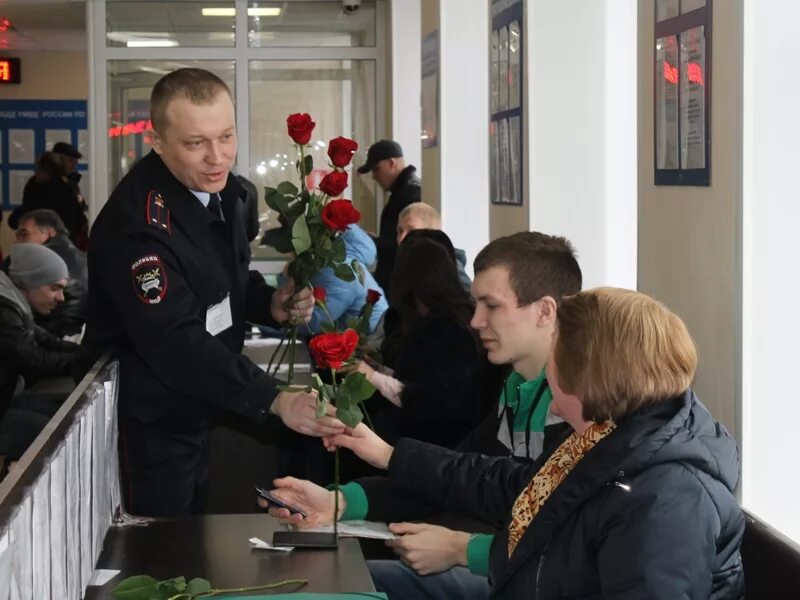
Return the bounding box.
[742,510,800,598]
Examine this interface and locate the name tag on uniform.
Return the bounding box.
[206,294,233,336]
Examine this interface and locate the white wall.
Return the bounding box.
[390,0,422,173]
[741,0,800,543]
[527,0,637,290]
[437,0,490,276]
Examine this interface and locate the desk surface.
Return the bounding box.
[84,514,375,599]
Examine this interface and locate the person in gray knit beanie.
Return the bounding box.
[6,243,69,316]
[0,243,79,463]
[8,243,69,289]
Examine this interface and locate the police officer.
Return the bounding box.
[84,68,344,517]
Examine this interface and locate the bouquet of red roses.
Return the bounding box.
[264,113,364,382]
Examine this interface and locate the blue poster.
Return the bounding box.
[0,99,88,210]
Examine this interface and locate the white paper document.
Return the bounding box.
[87,569,120,587]
[302,520,397,540]
[206,294,233,336]
[249,537,294,552]
[244,337,284,348]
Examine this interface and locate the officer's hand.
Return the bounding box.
[271,390,346,437]
[271,281,314,325]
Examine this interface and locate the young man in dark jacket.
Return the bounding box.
[11,209,88,338]
[262,232,583,598]
[0,243,81,459]
[357,140,421,296]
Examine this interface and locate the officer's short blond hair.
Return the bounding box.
[150,68,232,134]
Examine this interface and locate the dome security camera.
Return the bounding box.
[342,0,362,14]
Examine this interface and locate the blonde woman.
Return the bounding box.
[271,288,744,599]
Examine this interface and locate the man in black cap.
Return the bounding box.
[52,142,85,196]
[357,139,421,296]
[52,141,82,172]
[52,141,89,248]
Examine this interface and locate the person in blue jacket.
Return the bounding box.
[307,224,388,335]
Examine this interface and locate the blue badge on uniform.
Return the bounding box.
[131,254,168,304]
[146,190,171,233]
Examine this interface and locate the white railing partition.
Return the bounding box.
[0,357,121,600]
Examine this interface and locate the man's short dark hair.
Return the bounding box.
[474,231,582,305]
[19,209,69,237]
[150,68,232,134]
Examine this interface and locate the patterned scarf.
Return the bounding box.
[507,420,616,557]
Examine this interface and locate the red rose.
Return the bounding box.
[366,289,382,304]
[318,171,348,197]
[309,329,359,369]
[321,199,361,231]
[313,287,327,303]
[327,136,359,168]
[286,113,316,145]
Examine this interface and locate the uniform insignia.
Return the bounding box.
[131,254,168,304]
[146,190,171,233]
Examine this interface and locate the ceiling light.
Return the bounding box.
[202,7,281,17]
[249,8,281,16]
[139,66,171,75]
[127,40,179,48]
[202,8,235,16]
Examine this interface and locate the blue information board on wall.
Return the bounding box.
[0,99,88,210]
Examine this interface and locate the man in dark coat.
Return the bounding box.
[83,68,344,517]
[357,140,420,296]
[10,151,88,249]
[10,209,87,338]
[0,243,80,460]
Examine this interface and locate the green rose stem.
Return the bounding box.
[316,297,335,325]
[278,142,310,384]
[361,399,374,431]
[332,367,340,530]
[165,578,308,600]
[299,143,307,193]
[287,325,296,383]
[267,334,287,377]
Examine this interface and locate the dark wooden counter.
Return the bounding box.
[84,513,375,598]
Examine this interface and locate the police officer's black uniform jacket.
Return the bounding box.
[84,151,281,428]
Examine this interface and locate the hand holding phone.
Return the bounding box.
[255,486,308,518]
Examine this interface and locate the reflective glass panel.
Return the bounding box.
[248,2,375,47]
[106,1,236,48]
[248,59,376,258]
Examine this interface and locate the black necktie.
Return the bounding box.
[208,194,223,220]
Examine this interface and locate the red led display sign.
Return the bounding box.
[0,58,21,84]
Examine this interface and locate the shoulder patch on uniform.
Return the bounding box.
[146,190,171,233]
[131,254,168,304]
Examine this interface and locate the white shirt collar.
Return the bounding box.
[189,189,211,207]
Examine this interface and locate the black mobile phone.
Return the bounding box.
[272,530,338,549]
[254,486,308,518]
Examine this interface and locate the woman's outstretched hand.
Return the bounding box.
[323,422,394,470]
